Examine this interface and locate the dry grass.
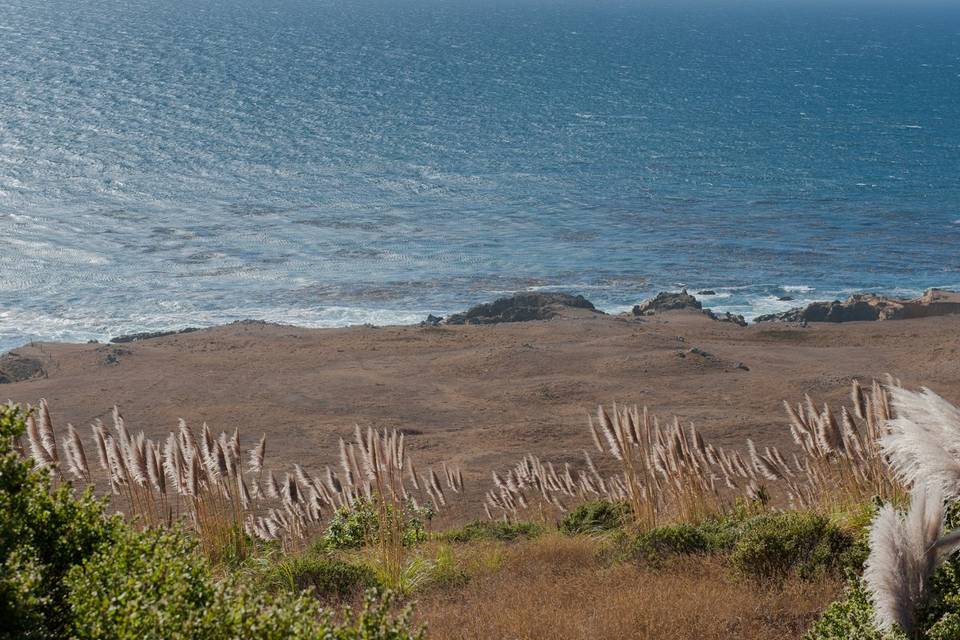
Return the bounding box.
[20,399,462,563]
[413,535,842,640]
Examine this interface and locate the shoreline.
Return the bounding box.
[5,286,959,356]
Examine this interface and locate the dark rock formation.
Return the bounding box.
[755,289,960,323]
[445,292,598,325]
[420,314,444,327]
[697,290,717,296]
[633,289,746,327]
[703,309,748,327]
[0,353,45,383]
[632,289,702,315]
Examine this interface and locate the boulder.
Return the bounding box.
[445,292,598,325]
[632,289,702,315]
[420,314,444,327]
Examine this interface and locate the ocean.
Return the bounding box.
[1,0,959,350]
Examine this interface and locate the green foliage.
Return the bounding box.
[559,500,629,535]
[0,403,120,640]
[805,579,897,640]
[321,499,432,550]
[265,553,379,599]
[440,519,543,543]
[425,544,469,590]
[730,511,855,581]
[66,526,423,639]
[920,555,960,640]
[633,523,714,560]
[630,516,740,562]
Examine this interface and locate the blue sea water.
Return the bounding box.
[1,0,959,351]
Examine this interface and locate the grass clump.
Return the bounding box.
[264,552,379,599]
[440,520,543,544]
[560,500,629,535]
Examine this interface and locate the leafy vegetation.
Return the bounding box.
[321,499,433,551]
[0,403,422,640]
[440,520,543,544]
[560,500,629,534]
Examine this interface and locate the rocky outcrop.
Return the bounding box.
[0,353,45,383]
[445,292,598,325]
[632,289,702,315]
[111,327,200,343]
[633,289,746,326]
[703,309,748,327]
[755,289,960,323]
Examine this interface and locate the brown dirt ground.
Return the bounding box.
[4,309,959,518]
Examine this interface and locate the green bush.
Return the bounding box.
[629,516,740,562]
[633,523,712,561]
[66,526,423,639]
[805,579,895,640]
[440,520,543,543]
[731,511,855,581]
[266,553,378,599]
[0,404,120,640]
[560,500,629,535]
[321,499,433,550]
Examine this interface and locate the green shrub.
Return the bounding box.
[66,525,423,639]
[731,511,854,581]
[0,403,120,640]
[560,500,629,535]
[440,520,543,543]
[321,499,432,550]
[629,517,739,562]
[266,553,378,599]
[805,579,895,640]
[633,523,711,561]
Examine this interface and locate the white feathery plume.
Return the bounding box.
[248,433,266,474]
[37,399,59,464]
[864,483,960,635]
[65,424,89,480]
[880,387,960,497]
[91,421,109,471]
[26,415,54,468]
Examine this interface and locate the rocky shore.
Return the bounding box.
[755,289,960,323]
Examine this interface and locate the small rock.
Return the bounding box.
[697,290,717,296]
[777,296,794,302]
[420,314,444,327]
[735,362,750,371]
